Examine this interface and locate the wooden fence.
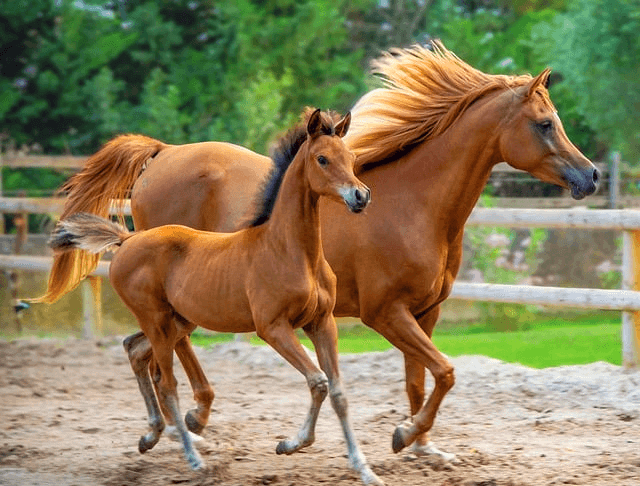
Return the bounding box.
[1,154,640,366]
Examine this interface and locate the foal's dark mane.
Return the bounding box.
[249,109,339,227]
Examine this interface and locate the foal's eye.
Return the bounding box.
[536,120,553,134]
[317,155,329,167]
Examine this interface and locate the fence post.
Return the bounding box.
[81,276,102,339]
[0,149,4,234]
[622,230,640,367]
[609,151,620,209]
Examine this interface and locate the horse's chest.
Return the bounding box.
[396,237,462,310]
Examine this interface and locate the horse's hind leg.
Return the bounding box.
[254,318,329,455]
[123,331,165,453]
[304,315,384,486]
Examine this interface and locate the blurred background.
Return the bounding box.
[1,0,639,362]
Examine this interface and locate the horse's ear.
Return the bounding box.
[335,112,351,138]
[307,108,323,137]
[527,68,552,98]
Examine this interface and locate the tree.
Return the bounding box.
[533,0,640,162]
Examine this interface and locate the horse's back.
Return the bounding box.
[131,141,273,233]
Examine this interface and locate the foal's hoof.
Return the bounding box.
[186,450,205,471]
[392,421,416,454]
[165,425,205,445]
[275,437,312,455]
[139,435,158,454]
[275,440,291,455]
[185,410,206,435]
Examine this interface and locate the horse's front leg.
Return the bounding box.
[255,317,328,455]
[404,306,456,461]
[304,313,384,486]
[363,303,455,455]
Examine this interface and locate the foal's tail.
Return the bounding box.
[49,213,132,256]
[35,134,167,303]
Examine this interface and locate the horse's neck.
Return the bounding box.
[392,90,510,239]
[262,155,323,264]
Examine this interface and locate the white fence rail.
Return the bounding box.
[1,205,640,366]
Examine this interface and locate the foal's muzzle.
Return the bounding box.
[340,185,371,213]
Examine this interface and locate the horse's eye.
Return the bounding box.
[537,120,553,134]
[317,155,329,167]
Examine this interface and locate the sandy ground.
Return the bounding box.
[1,337,639,486]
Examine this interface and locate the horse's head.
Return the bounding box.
[498,69,599,200]
[305,109,371,213]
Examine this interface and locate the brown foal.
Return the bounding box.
[48,109,383,485]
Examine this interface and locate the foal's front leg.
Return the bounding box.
[304,314,384,486]
[255,317,328,454]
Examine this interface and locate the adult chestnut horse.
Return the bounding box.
[47,110,383,485]
[39,42,599,457]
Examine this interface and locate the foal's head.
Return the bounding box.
[303,109,370,213]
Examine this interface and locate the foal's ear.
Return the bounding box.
[335,112,351,138]
[526,68,552,98]
[307,108,323,137]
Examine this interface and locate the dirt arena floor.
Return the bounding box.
[1,337,639,486]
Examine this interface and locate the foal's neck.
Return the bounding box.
[261,147,323,264]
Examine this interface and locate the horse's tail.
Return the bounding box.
[35,134,167,303]
[48,213,132,255]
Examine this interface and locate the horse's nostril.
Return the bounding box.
[593,169,600,184]
[355,189,364,203]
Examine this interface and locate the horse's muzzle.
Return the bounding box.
[341,185,371,213]
[566,166,600,200]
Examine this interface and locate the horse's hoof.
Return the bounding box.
[391,427,406,453]
[392,421,417,454]
[185,410,206,434]
[412,441,457,462]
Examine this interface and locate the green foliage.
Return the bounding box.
[1,0,368,156]
[532,0,640,161]
[2,0,637,179]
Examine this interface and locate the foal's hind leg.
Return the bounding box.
[304,315,384,486]
[144,318,203,470]
[174,336,215,434]
[123,332,165,453]
[129,329,213,436]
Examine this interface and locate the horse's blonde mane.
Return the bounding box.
[345,41,542,171]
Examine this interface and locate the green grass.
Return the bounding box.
[190,311,623,369]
